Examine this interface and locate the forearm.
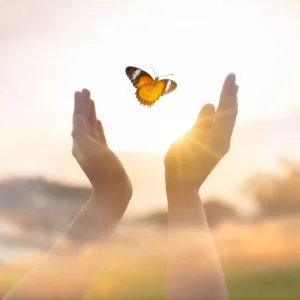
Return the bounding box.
[166,184,228,300]
[3,190,128,300]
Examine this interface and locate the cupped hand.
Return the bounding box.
[72,89,132,207]
[164,73,238,190]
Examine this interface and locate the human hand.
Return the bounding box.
[1,90,133,300]
[164,73,238,191]
[72,89,132,215]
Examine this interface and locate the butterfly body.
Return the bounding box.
[126,66,177,107]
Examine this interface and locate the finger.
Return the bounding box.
[97,120,108,146]
[90,100,100,141]
[73,91,86,118]
[82,88,91,118]
[72,115,87,139]
[215,73,239,139]
[89,100,97,125]
[81,88,92,134]
[194,103,215,131]
[82,88,91,99]
[218,73,238,109]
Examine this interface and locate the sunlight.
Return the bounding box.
[43,0,300,155]
[2,0,300,214]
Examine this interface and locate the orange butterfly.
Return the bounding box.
[125,66,177,107]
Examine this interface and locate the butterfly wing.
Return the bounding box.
[159,79,177,96]
[136,79,177,107]
[126,66,154,88]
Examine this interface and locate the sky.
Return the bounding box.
[1,0,300,216]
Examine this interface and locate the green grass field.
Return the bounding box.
[1,256,300,299]
[227,264,300,300]
[81,252,300,300]
[2,216,300,299]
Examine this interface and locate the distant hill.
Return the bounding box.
[0,177,91,244]
[0,177,239,246]
[0,176,91,211]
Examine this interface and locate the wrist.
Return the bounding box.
[92,172,132,203]
[166,182,204,226]
[165,168,201,196]
[166,185,200,210]
[165,167,204,192]
[91,178,131,213]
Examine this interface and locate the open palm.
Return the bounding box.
[164,73,238,190]
[72,89,132,205]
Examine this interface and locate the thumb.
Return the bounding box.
[194,103,215,130]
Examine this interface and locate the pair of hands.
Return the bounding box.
[72,74,238,225]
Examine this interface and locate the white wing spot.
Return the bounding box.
[132,69,141,80]
[166,80,172,93]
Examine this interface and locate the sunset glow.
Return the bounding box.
[1,0,300,215]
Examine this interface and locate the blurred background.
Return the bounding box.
[1,0,300,299]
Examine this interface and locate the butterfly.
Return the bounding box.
[125,66,177,107]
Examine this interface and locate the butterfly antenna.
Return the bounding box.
[151,66,158,77]
[158,73,174,78]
